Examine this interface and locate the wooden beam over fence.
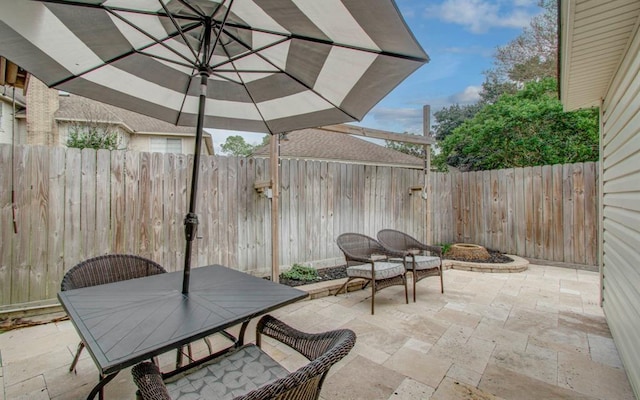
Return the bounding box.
[319,124,435,145]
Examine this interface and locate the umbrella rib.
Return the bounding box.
[220,21,428,63]
[220,29,361,122]
[209,37,290,70]
[49,20,200,87]
[38,0,201,21]
[158,0,201,63]
[218,43,274,134]
[207,0,236,68]
[106,9,201,66]
[175,0,207,18]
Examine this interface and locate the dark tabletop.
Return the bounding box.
[58,265,307,375]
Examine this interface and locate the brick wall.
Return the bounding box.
[26,78,59,145]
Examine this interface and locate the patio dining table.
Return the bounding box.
[57,264,308,400]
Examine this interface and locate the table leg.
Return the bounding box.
[237,321,249,347]
[86,372,118,400]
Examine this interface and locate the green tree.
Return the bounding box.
[435,78,598,171]
[432,103,483,142]
[432,76,517,143]
[221,135,258,156]
[493,0,558,82]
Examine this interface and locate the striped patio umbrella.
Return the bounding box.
[0,0,428,292]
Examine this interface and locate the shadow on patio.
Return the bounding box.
[0,264,635,400]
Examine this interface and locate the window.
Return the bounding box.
[150,137,182,154]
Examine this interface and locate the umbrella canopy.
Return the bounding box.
[0,0,428,292]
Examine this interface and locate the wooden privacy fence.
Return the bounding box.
[0,145,427,307]
[430,163,599,266]
[0,144,598,308]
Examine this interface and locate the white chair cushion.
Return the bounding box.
[346,262,405,280]
[165,344,289,400]
[391,255,441,270]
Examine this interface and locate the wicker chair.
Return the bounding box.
[335,233,408,314]
[61,254,211,372]
[377,229,444,302]
[131,314,356,400]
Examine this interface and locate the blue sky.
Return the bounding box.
[211,0,545,153]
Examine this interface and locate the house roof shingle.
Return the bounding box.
[56,94,197,135]
[252,128,423,167]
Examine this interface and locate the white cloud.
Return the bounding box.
[449,85,482,104]
[426,0,537,33]
[367,107,426,135]
[359,85,484,133]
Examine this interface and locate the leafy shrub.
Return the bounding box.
[440,243,452,256]
[66,126,120,150]
[281,264,319,281]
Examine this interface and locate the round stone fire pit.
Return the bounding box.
[448,243,490,261]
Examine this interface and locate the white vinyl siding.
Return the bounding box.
[150,137,182,154]
[600,20,640,398]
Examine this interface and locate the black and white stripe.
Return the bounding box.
[0,0,428,134]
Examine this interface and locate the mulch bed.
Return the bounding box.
[280,249,513,287]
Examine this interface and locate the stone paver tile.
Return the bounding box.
[558,351,635,400]
[0,327,79,362]
[387,378,435,400]
[498,281,523,297]
[446,364,483,387]
[504,307,558,337]
[406,296,447,314]
[3,348,72,387]
[346,318,409,356]
[396,315,449,345]
[0,376,4,400]
[103,366,139,399]
[471,321,528,353]
[440,289,475,306]
[383,346,451,388]
[588,333,624,368]
[559,310,611,337]
[577,270,600,283]
[545,266,579,281]
[561,279,598,295]
[465,304,511,326]
[50,384,94,400]
[479,364,596,400]
[559,293,585,312]
[491,293,519,311]
[4,375,49,400]
[528,326,589,356]
[41,360,97,398]
[435,324,474,347]
[524,272,560,290]
[322,355,404,400]
[431,377,504,400]
[351,342,392,365]
[434,308,481,328]
[430,337,495,375]
[490,346,558,385]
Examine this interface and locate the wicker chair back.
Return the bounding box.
[61,254,166,291]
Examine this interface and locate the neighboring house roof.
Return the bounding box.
[560,0,640,111]
[55,94,214,154]
[252,128,424,168]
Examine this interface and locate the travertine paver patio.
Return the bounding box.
[0,264,635,400]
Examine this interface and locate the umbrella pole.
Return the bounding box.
[183,70,209,294]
